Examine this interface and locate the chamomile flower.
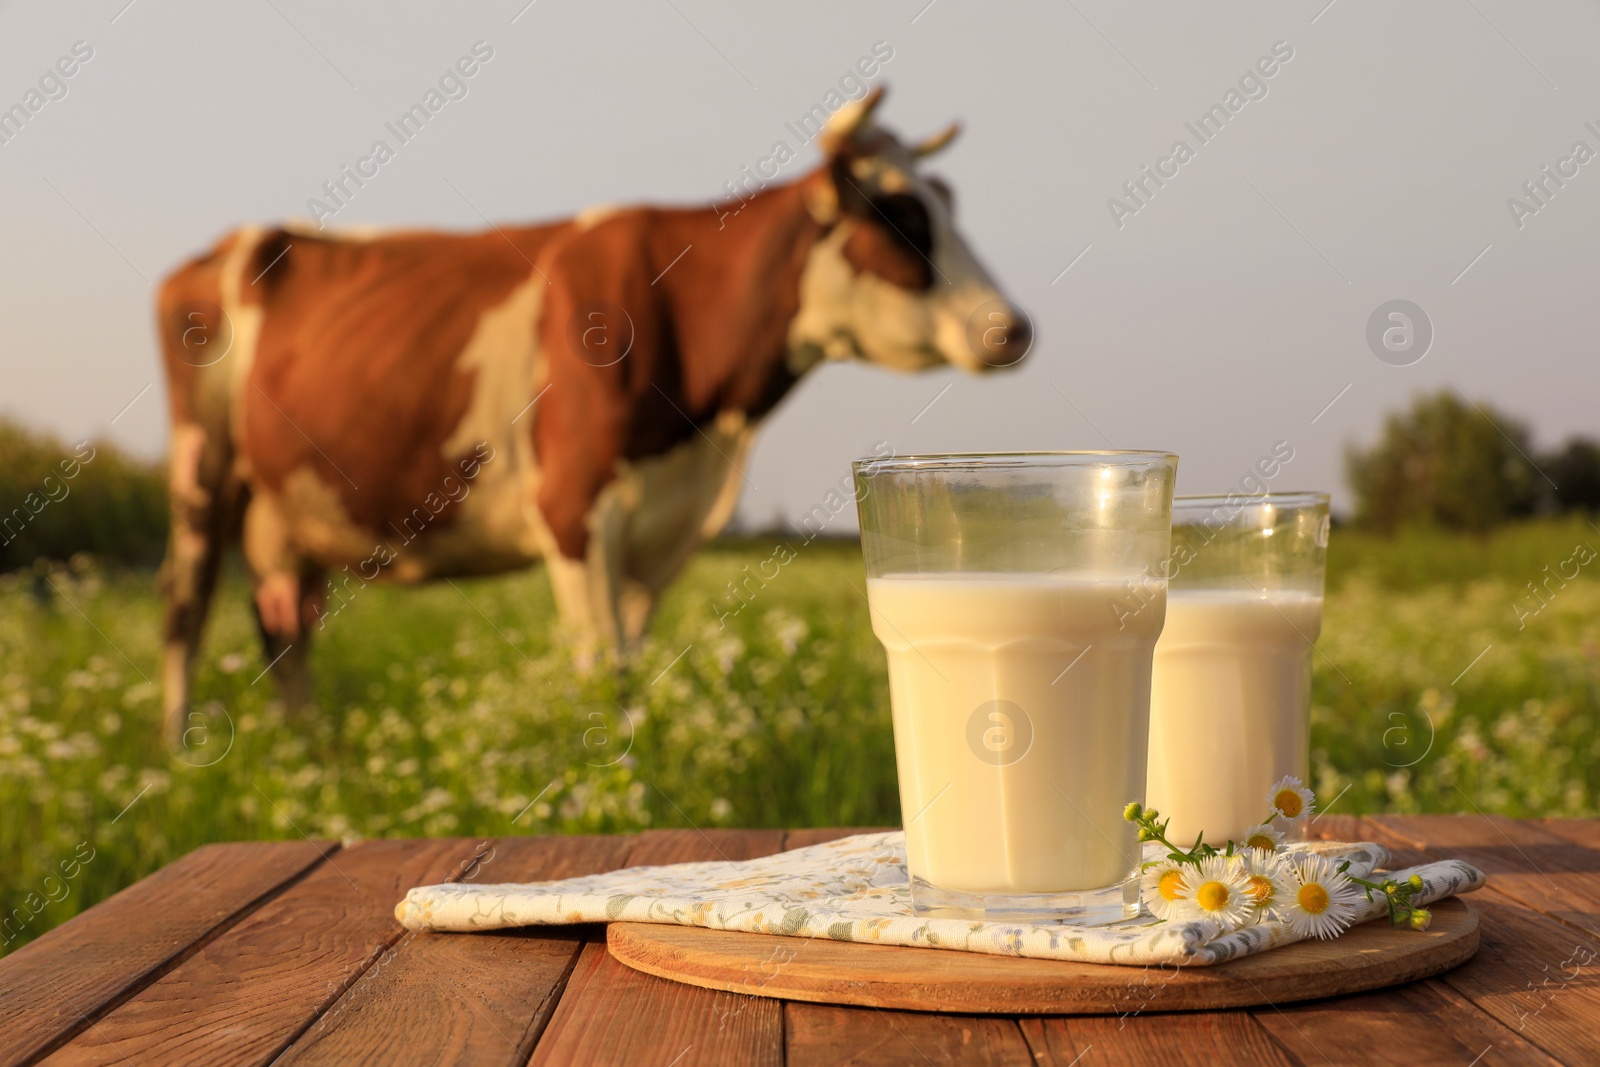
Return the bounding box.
[1283,853,1362,939]
[1236,848,1295,921]
[1238,822,1285,854]
[1266,776,1315,824]
[1179,854,1254,929]
[1142,860,1191,921]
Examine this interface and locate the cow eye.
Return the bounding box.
[867,194,933,262]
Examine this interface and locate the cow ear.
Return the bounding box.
[804,156,873,226]
[803,167,841,225]
[819,85,886,156]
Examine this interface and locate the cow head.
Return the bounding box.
[788,86,1032,376]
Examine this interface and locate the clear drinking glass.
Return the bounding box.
[1145,492,1331,847]
[853,451,1178,923]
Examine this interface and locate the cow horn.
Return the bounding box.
[911,122,960,158]
[820,85,887,154]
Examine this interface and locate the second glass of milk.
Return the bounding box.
[1145,493,1331,847]
[853,451,1177,924]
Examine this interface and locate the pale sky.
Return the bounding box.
[2,0,1596,529]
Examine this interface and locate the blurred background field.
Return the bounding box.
[3,513,1598,955]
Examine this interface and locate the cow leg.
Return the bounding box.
[250,569,323,713]
[545,553,602,668]
[544,485,632,668]
[615,422,757,651]
[159,422,241,747]
[542,422,755,664]
[617,579,656,650]
[243,491,317,711]
[588,485,634,656]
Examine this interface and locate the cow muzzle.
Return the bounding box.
[964,300,1034,371]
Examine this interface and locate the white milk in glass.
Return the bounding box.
[1146,589,1323,845]
[867,573,1166,895]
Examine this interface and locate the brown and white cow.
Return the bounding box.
[156,87,1031,740]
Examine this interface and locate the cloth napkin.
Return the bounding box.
[394,832,1486,966]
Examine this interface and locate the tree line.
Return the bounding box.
[0,417,166,571]
[1346,390,1599,533]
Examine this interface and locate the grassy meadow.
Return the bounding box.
[3,518,1599,954]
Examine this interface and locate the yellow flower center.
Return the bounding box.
[1195,880,1231,912]
[1246,874,1275,904]
[1245,833,1277,851]
[1273,790,1304,818]
[1158,869,1185,902]
[1297,882,1330,915]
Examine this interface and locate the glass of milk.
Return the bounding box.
[1145,493,1331,847]
[853,451,1178,923]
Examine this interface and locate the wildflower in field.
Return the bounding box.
[1180,855,1253,928]
[1266,776,1315,823]
[1283,854,1361,939]
[1239,822,1285,853]
[1141,859,1191,921]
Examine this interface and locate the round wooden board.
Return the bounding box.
[607,898,1478,1014]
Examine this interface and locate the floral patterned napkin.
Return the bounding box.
[394,832,1485,966]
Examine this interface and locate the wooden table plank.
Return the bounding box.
[781,828,891,850]
[1376,819,1600,883]
[787,1004,1034,1066]
[275,835,634,1067]
[533,940,781,1067]
[1252,979,1555,1066]
[0,840,330,1067]
[529,829,786,1067]
[1535,819,1600,853]
[1375,813,1600,925]
[624,828,787,866]
[39,837,489,1067]
[1019,1011,1296,1067]
[1360,815,1600,1066]
[1302,813,1364,845]
[1435,897,1600,1066]
[1252,814,1558,1064]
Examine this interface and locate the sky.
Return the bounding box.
[2,0,1597,530]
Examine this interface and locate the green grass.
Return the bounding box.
[1315,515,1600,816]
[3,518,1598,955]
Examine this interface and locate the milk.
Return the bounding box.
[866,574,1166,896]
[1145,589,1323,845]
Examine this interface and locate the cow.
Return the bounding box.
[155,86,1032,742]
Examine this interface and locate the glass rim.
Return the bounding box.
[851,449,1179,474]
[1173,491,1330,510]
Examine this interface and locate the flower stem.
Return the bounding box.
[1341,865,1427,927]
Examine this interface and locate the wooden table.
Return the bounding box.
[3,815,1598,1066]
